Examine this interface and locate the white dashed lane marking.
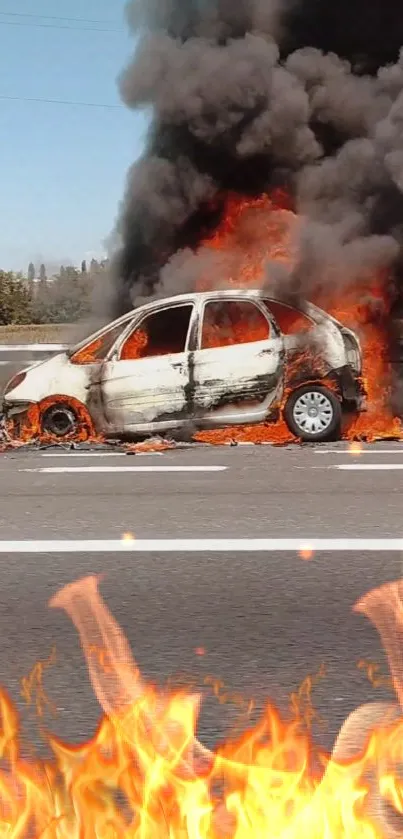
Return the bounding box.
[322,463,403,471]
[20,465,228,474]
[40,451,163,457]
[315,448,403,455]
[312,446,403,471]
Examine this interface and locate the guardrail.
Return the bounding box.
[0,344,68,353]
[0,344,68,370]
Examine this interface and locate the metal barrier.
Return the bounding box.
[0,344,68,370]
[0,344,67,352]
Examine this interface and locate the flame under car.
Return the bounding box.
[2,290,365,443]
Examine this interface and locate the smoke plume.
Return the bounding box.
[111,0,403,323]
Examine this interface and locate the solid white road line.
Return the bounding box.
[0,538,402,552]
[20,465,227,474]
[40,452,163,457]
[324,464,403,471]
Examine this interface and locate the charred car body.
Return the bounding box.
[2,290,365,442]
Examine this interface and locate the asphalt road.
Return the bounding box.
[0,442,402,759]
[2,443,403,538]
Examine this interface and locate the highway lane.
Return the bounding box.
[0,443,402,759]
[1,443,403,537]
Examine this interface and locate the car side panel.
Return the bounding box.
[284,323,346,371]
[191,337,285,424]
[99,354,190,431]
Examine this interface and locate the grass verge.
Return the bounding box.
[0,324,78,344]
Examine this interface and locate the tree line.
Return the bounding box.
[0,260,109,325]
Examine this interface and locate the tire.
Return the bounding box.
[39,398,93,441]
[283,384,342,442]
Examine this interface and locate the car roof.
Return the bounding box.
[122,289,341,326]
[69,289,342,354]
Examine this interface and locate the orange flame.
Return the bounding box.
[0,574,403,836]
[71,335,105,365]
[20,646,57,718]
[5,394,102,446]
[121,532,136,542]
[195,192,403,445]
[299,546,314,561]
[354,580,403,711]
[350,442,363,455]
[3,190,403,449]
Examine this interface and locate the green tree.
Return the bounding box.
[0,259,109,325]
[39,263,47,282]
[30,265,92,323]
[0,271,33,324]
[27,262,35,282]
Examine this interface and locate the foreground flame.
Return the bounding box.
[2,574,403,837]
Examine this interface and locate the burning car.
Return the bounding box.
[2,290,365,443]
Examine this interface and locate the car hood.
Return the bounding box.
[3,353,93,406]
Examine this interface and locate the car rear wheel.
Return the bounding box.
[283,384,342,442]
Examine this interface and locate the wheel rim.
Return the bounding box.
[292,391,334,436]
[42,405,77,437]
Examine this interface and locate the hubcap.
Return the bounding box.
[293,391,334,436]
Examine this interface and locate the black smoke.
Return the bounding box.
[111,0,403,325]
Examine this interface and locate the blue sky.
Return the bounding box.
[0,0,149,273]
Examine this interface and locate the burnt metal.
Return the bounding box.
[183,307,200,416]
[195,371,281,412]
[41,404,77,438]
[331,365,366,411]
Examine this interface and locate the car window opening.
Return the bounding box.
[120,305,193,360]
[201,301,270,349]
[263,301,314,335]
[71,323,129,365]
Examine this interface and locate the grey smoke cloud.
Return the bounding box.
[119,34,320,164]
[112,0,403,315]
[119,154,215,244]
[280,222,399,297]
[125,0,285,41]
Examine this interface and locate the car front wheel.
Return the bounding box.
[283,384,342,442]
[39,396,95,442]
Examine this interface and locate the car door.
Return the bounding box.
[192,297,285,424]
[99,302,196,432]
[262,298,347,380]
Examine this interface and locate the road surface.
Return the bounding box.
[0,442,401,756]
